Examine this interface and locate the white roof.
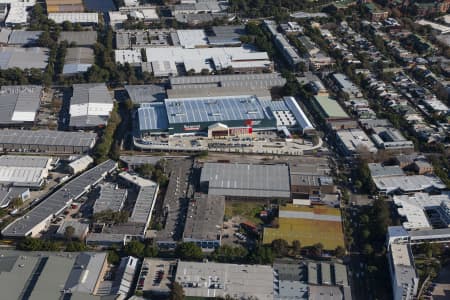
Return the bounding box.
[0,0,35,6]
[68,155,93,171]
[283,96,314,132]
[145,46,270,75]
[393,193,450,230]
[118,172,156,188]
[176,29,208,48]
[48,13,98,24]
[124,0,139,6]
[109,11,128,22]
[5,3,27,24]
[373,175,446,194]
[416,19,450,34]
[115,49,142,64]
[141,8,158,19]
[176,261,274,299]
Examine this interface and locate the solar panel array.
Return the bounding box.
[165,95,267,124]
[138,103,169,131]
[2,160,117,237]
[170,73,285,86]
[129,184,158,225]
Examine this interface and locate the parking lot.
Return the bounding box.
[136,258,176,296]
[221,216,256,247]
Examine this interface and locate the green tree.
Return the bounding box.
[64,225,75,241]
[169,282,185,300]
[144,244,158,257]
[66,241,86,252]
[310,243,323,258]
[175,242,203,261]
[108,250,120,265]
[271,239,289,257]
[10,197,23,209]
[124,240,145,258]
[292,240,301,256]
[135,163,154,178]
[335,246,346,258]
[363,244,374,256]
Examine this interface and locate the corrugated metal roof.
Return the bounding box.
[2,160,116,237]
[200,163,290,198]
[165,95,267,124]
[138,102,169,131]
[7,30,42,45]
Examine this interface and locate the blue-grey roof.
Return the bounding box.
[165,95,268,124]
[125,84,166,103]
[138,103,169,132]
[8,30,42,45]
[62,63,92,74]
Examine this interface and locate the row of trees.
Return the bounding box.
[228,0,334,21]
[17,237,86,252]
[93,104,122,163]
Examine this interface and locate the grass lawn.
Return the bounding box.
[224,201,263,225]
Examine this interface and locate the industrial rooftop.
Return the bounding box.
[2,160,117,237]
[0,85,42,124]
[200,162,291,199]
[175,261,274,299]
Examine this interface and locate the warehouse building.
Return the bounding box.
[0,129,97,153]
[393,193,450,231]
[4,3,29,25]
[7,30,42,45]
[119,172,159,234]
[68,155,93,175]
[167,73,286,99]
[175,261,274,299]
[0,185,29,208]
[0,47,48,70]
[0,155,53,189]
[208,25,245,46]
[388,243,418,300]
[335,128,378,157]
[69,83,114,128]
[137,95,313,138]
[368,163,446,194]
[0,85,42,126]
[55,219,89,240]
[311,95,355,130]
[62,47,94,75]
[2,160,117,238]
[200,162,291,201]
[115,29,173,49]
[145,46,272,77]
[0,250,111,299]
[124,84,166,104]
[48,12,99,24]
[59,31,98,46]
[93,183,128,214]
[182,193,225,250]
[138,95,275,137]
[114,49,142,65]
